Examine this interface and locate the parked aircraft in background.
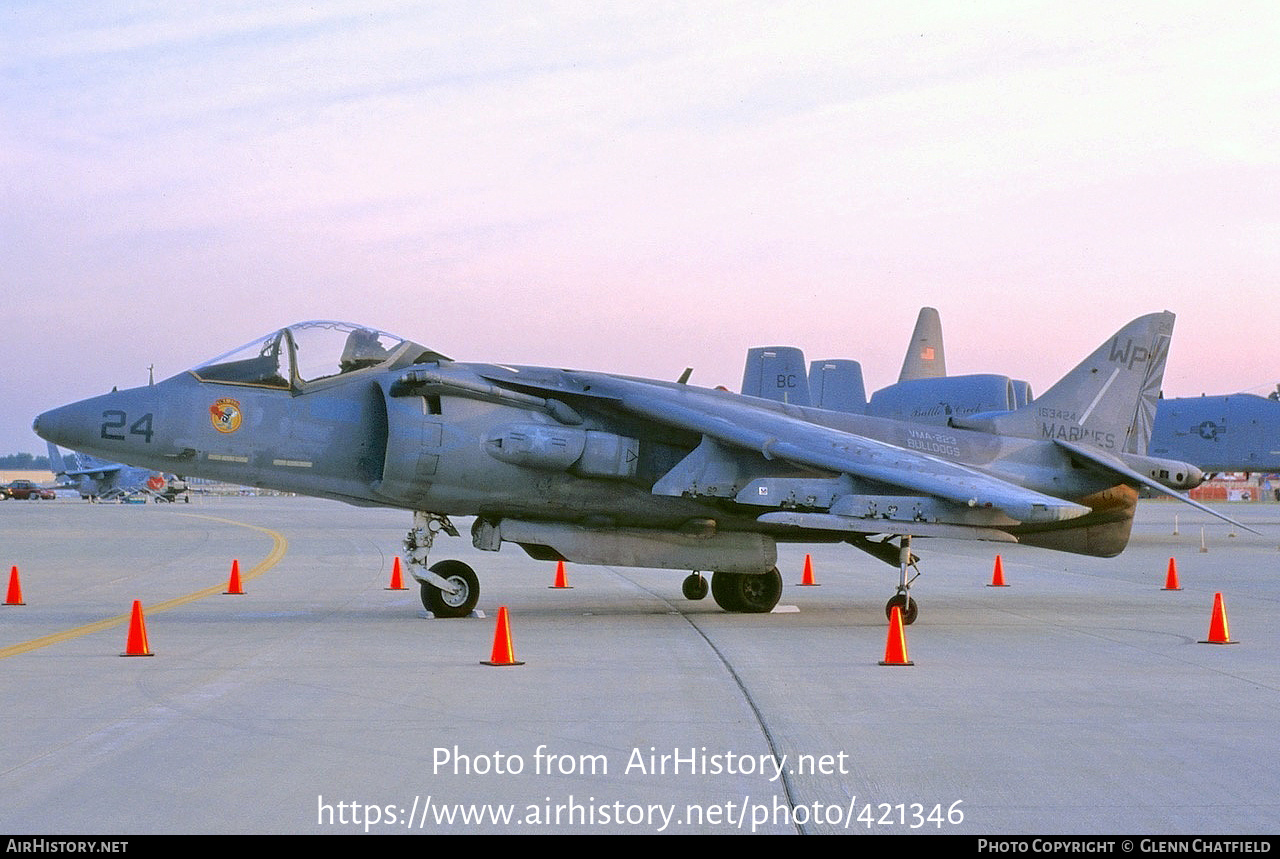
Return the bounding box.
[840,307,1279,474]
[34,315,1241,625]
[870,306,1040,430]
[1148,391,1280,474]
[745,307,1037,422]
[47,442,188,502]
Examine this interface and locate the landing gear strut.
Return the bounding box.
[405,512,479,618]
[884,535,921,625]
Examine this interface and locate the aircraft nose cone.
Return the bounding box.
[33,401,96,449]
[34,405,69,445]
[35,386,164,460]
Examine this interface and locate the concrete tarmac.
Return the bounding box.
[1,496,1277,834]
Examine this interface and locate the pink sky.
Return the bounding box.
[4,2,1279,453]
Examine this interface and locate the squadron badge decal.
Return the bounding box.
[210,398,243,433]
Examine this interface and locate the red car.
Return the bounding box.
[3,480,56,500]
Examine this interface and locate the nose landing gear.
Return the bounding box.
[405,512,478,618]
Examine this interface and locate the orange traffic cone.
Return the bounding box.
[988,554,1008,587]
[798,553,819,586]
[122,600,153,657]
[387,556,408,590]
[224,559,244,595]
[879,605,914,666]
[4,565,25,605]
[549,559,572,589]
[1162,557,1182,591]
[482,606,524,666]
[1199,592,1237,644]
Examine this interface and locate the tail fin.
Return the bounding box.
[898,307,946,382]
[1124,325,1169,454]
[46,442,67,477]
[953,312,1175,453]
[808,359,866,414]
[741,347,812,406]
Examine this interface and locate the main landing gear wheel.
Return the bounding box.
[682,572,709,601]
[420,560,479,618]
[710,568,783,613]
[885,594,918,626]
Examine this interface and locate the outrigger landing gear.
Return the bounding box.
[404,512,479,618]
[682,572,709,601]
[884,535,920,625]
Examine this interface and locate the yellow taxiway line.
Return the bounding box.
[0,513,288,658]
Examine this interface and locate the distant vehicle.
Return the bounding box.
[3,479,56,500]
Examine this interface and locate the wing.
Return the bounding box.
[60,463,122,480]
[602,378,1085,522]
[472,367,1089,537]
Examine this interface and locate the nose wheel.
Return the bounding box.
[419,560,479,618]
[404,513,479,618]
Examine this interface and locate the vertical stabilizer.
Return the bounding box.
[1124,329,1169,454]
[46,442,66,478]
[898,307,946,382]
[809,359,867,414]
[741,347,812,406]
[953,312,1175,453]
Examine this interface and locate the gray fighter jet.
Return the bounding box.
[47,442,188,502]
[33,315,1230,624]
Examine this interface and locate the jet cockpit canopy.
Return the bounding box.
[190,321,448,389]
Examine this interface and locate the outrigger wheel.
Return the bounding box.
[420,560,479,618]
[682,572,709,601]
[885,593,919,625]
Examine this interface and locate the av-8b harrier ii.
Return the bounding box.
[47,442,188,502]
[33,314,1240,624]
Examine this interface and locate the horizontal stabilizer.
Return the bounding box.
[1055,439,1259,535]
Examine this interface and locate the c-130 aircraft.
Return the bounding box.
[33,314,1240,624]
